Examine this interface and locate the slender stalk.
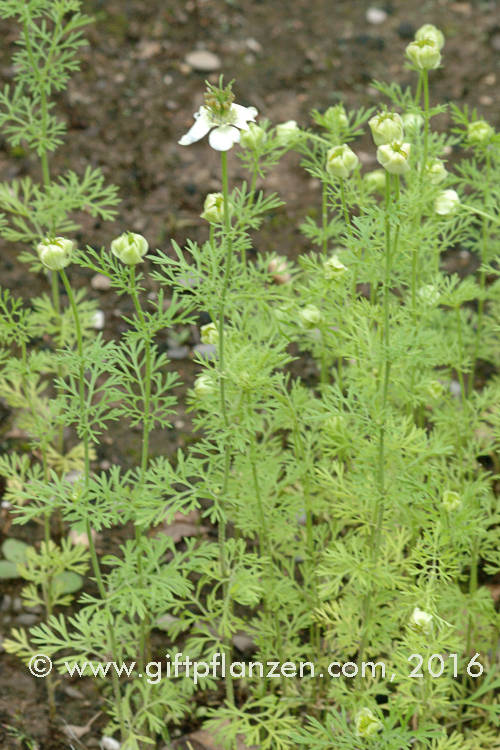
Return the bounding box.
[216,150,235,705]
[421,70,430,176]
[359,174,398,661]
[59,269,126,740]
[322,182,328,258]
[129,266,153,670]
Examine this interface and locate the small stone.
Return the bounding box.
[0,594,12,612]
[192,343,216,360]
[366,7,387,24]
[92,310,105,330]
[449,380,461,397]
[246,38,262,53]
[185,50,221,72]
[12,596,22,612]
[232,631,256,654]
[16,613,38,626]
[167,346,190,360]
[479,95,493,106]
[482,73,496,85]
[91,273,111,291]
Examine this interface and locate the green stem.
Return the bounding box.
[59,269,126,741]
[469,154,490,396]
[217,150,235,706]
[421,70,430,176]
[129,266,153,670]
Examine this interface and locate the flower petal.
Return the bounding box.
[231,103,258,130]
[178,108,212,146]
[208,125,241,151]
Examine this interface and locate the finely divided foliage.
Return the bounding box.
[0,5,498,750]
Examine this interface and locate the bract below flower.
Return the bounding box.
[201,193,226,223]
[275,120,300,146]
[179,102,258,152]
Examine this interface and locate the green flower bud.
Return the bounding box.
[324,104,349,129]
[377,142,411,174]
[240,122,267,149]
[368,112,404,146]
[442,489,461,511]
[324,255,347,280]
[201,192,226,223]
[406,39,441,71]
[434,189,460,215]
[110,232,148,265]
[402,112,424,131]
[36,236,74,271]
[355,708,383,739]
[326,144,359,179]
[298,304,322,328]
[415,23,445,51]
[275,120,300,146]
[363,169,387,194]
[425,158,448,184]
[418,284,440,306]
[467,120,494,145]
[194,373,215,398]
[200,322,219,345]
[409,607,433,635]
[427,380,444,400]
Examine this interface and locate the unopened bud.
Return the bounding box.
[275,120,300,146]
[36,236,74,271]
[201,193,226,223]
[409,607,433,635]
[326,144,359,179]
[406,39,441,71]
[363,169,387,194]
[415,24,445,51]
[240,122,267,149]
[298,304,322,328]
[200,322,218,345]
[467,120,494,145]
[369,112,404,146]
[425,158,448,184]
[377,142,411,174]
[442,490,461,511]
[434,189,460,216]
[110,232,148,265]
[354,708,383,739]
[324,255,347,280]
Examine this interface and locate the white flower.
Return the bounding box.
[434,189,460,215]
[179,102,258,152]
[377,142,411,174]
[410,607,433,634]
